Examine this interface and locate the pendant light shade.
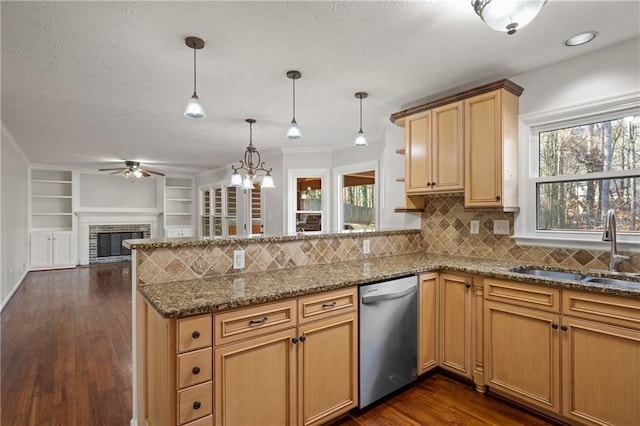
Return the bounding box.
[472,0,547,35]
[184,37,206,118]
[354,92,368,147]
[286,70,302,139]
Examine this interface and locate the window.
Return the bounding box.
[516,96,639,251]
[334,161,379,232]
[287,169,330,234]
[199,185,263,238]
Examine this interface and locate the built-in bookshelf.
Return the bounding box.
[164,177,194,229]
[30,169,73,230]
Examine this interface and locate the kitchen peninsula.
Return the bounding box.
[127,230,640,426]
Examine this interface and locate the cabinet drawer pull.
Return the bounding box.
[192,366,200,375]
[551,323,558,329]
[322,301,337,309]
[191,330,200,339]
[426,182,432,187]
[249,317,268,325]
[193,401,201,410]
[431,182,436,186]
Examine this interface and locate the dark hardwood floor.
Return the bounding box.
[2,263,556,425]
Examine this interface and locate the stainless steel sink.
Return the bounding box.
[510,267,587,281]
[581,276,638,286]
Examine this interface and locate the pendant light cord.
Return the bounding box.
[292,78,296,120]
[193,46,197,94]
[359,96,363,132]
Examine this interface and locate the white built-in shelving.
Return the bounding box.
[164,177,195,236]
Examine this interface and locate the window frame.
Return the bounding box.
[333,160,380,232]
[287,169,330,234]
[514,91,640,253]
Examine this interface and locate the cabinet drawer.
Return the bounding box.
[177,314,212,353]
[183,415,213,426]
[177,347,212,389]
[562,289,640,330]
[298,287,358,324]
[178,381,213,425]
[485,279,560,313]
[214,299,297,346]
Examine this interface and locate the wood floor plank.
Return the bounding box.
[3,263,559,425]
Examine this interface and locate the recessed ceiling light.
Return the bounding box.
[564,31,598,47]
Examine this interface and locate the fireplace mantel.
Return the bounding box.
[77,211,160,265]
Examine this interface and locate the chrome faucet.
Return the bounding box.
[602,209,629,272]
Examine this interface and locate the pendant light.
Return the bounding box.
[286,70,302,139]
[354,92,368,147]
[229,119,275,189]
[471,0,547,35]
[184,37,206,118]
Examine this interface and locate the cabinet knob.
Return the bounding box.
[192,330,200,339]
[496,195,501,201]
[431,182,436,187]
[299,335,306,343]
[192,366,200,375]
[193,401,201,410]
[551,323,559,329]
[426,182,432,187]
[291,337,298,344]
[561,325,568,332]
[465,283,471,289]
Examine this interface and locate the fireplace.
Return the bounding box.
[89,224,150,264]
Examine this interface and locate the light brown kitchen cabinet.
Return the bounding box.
[464,88,519,209]
[418,272,439,374]
[215,287,358,426]
[439,272,473,378]
[561,290,640,426]
[404,101,464,195]
[484,278,562,414]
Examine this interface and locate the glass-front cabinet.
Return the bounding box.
[200,184,263,238]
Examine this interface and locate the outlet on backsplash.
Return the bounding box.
[233,250,245,269]
[470,220,480,235]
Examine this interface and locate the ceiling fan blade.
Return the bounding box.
[139,168,165,176]
[140,170,151,177]
[109,171,123,175]
[99,167,126,171]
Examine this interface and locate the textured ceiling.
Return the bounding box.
[2,1,640,176]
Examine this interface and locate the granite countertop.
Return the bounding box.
[123,228,419,249]
[138,252,640,319]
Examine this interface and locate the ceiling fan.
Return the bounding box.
[98,161,165,178]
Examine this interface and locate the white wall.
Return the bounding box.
[512,38,640,115]
[1,124,29,309]
[79,173,161,209]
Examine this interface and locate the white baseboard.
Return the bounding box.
[1,270,28,312]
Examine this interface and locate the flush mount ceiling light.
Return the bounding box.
[286,70,302,139]
[564,31,598,47]
[354,92,368,147]
[472,0,547,35]
[229,119,275,189]
[184,36,206,119]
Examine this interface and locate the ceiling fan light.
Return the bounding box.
[133,169,144,178]
[261,173,275,188]
[473,0,547,34]
[229,171,243,187]
[286,119,302,139]
[354,130,368,147]
[184,93,206,119]
[123,170,132,178]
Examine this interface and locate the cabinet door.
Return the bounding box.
[405,110,431,193]
[52,231,72,266]
[439,273,473,378]
[215,328,297,426]
[418,273,439,374]
[464,90,502,208]
[562,316,640,426]
[298,312,358,426]
[30,232,52,267]
[485,301,561,413]
[432,101,464,192]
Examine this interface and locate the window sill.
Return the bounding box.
[513,232,640,253]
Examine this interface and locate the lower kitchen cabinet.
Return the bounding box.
[418,272,439,374]
[215,328,297,426]
[484,301,561,413]
[561,290,640,426]
[439,272,473,378]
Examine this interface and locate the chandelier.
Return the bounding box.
[229,119,275,189]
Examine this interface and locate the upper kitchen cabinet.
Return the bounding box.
[404,102,464,195]
[391,79,523,211]
[464,87,521,210]
[164,177,195,237]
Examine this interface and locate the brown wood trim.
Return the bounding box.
[390,79,524,124]
[394,207,424,213]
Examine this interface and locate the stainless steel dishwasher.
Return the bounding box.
[359,275,418,408]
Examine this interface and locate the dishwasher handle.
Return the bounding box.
[361,284,416,304]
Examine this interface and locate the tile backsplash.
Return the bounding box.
[421,194,639,273]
